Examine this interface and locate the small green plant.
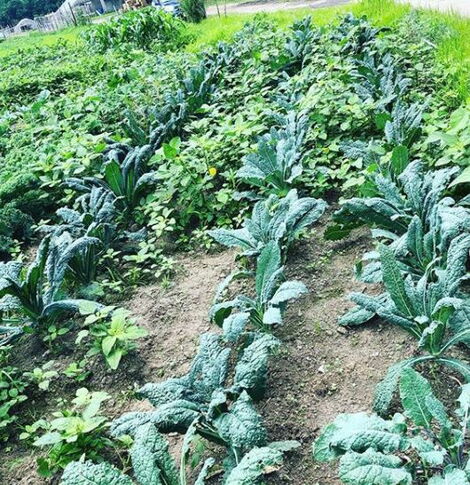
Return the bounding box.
[24,361,58,391]
[63,360,90,383]
[33,388,112,477]
[0,346,29,441]
[77,305,147,370]
[210,242,308,334]
[313,369,470,484]
[209,189,326,258]
[237,111,309,198]
[42,324,70,348]
[0,235,98,342]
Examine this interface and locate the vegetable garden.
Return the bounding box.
[0,1,469,484]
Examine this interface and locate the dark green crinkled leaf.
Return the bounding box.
[213,391,267,451]
[60,460,133,485]
[131,424,179,485]
[233,334,280,399]
[338,449,412,485]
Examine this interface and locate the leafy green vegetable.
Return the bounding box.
[210,242,307,331]
[313,369,470,484]
[209,189,326,257]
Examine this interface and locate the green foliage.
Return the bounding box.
[83,8,189,52]
[210,242,307,331]
[209,189,326,258]
[0,346,29,441]
[237,111,309,197]
[24,360,58,391]
[77,305,147,370]
[180,0,206,24]
[313,369,470,484]
[0,235,98,341]
[33,388,112,476]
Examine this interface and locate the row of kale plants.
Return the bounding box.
[0,15,330,482]
[54,13,415,485]
[1,11,466,484]
[56,16,336,485]
[311,12,470,485]
[54,13,469,484]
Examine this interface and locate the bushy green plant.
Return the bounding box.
[83,8,189,52]
[77,304,147,370]
[33,388,112,477]
[237,111,309,198]
[67,145,157,218]
[210,242,308,333]
[209,189,326,258]
[313,369,470,484]
[61,424,297,485]
[0,235,98,342]
[0,346,29,441]
[180,0,206,23]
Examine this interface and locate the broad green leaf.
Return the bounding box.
[60,460,133,485]
[379,245,413,317]
[399,368,448,429]
[339,449,411,485]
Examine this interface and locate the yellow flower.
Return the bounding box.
[208,167,217,177]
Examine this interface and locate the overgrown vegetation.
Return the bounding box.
[0,1,468,483]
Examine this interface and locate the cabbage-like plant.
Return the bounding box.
[209,242,308,331]
[355,197,470,283]
[61,424,298,485]
[0,236,98,342]
[325,161,460,241]
[208,189,326,258]
[330,13,385,55]
[104,330,296,483]
[236,111,309,197]
[352,52,411,113]
[341,244,470,414]
[66,145,157,216]
[111,332,279,439]
[313,369,470,484]
[384,99,424,149]
[44,187,117,246]
[284,16,320,73]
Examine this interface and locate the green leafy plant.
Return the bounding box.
[83,8,189,52]
[33,388,112,477]
[341,244,470,414]
[236,111,309,197]
[61,423,298,485]
[180,0,206,23]
[0,346,29,441]
[66,145,157,218]
[313,368,470,484]
[0,236,98,342]
[24,360,58,391]
[325,161,460,241]
[77,305,147,370]
[209,189,326,258]
[63,360,90,383]
[210,242,308,332]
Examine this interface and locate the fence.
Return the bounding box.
[0,0,123,39]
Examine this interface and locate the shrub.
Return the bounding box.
[83,8,190,52]
[180,0,206,23]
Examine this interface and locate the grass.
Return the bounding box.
[0,25,86,57]
[0,0,469,96]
